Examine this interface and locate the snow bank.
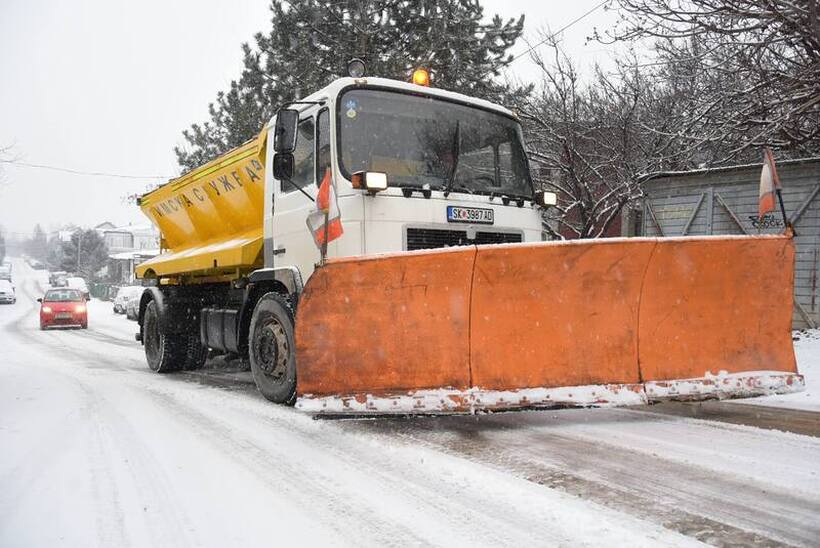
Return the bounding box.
[732,329,820,412]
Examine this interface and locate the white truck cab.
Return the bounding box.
[264,77,547,281]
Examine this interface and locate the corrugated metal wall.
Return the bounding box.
[642,158,820,329]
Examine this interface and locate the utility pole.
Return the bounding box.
[76,231,82,276]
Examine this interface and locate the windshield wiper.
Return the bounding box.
[442,121,460,198]
[443,183,474,195]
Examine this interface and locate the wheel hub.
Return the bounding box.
[256,319,289,381]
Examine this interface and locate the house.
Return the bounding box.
[109,249,159,284]
[95,222,160,283]
[95,222,159,255]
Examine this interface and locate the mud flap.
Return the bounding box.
[295,235,804,414]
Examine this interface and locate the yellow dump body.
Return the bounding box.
[135,134,267,280]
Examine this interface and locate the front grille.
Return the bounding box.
[474,231,523,245]
[406,228,522,251]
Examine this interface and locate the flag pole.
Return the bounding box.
[321,207,329,266]
[766,147,793,234]
[776,187,790,231]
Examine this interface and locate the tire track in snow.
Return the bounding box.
[344,414,820,547]
[139,389,433,546]
[2,273,203,547]
[638,401,820,437]
[133,386,697,547]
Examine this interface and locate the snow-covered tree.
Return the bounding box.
[602,0,820,162]
[60,229,109,281]
[45,234,65,272]
[518,37,705,239]
[175,0,526,171]
[25,224,48,262]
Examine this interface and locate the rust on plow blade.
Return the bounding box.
[294,235,805,415]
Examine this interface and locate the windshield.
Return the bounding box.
[338,89,532,199]
[44,289,83,302]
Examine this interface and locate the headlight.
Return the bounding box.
[42,306,52,314]
[351,171,388,194]
[534,190,557,207]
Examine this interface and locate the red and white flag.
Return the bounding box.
[306,168,343,249]
[759,147,781,219]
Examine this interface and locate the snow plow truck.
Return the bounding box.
[134,72,804,414]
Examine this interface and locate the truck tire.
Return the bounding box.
[183,335,208,371]
[248,292,297,405]
[143,299,186,373]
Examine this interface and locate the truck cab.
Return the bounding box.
[265,77,545,281]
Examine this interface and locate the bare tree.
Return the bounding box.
[601,0,820,161]
[517,37,698,238]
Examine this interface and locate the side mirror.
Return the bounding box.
[273,153,294,180]
[534,190,557,208]
[37,298,42,303]
[273,109,299,153]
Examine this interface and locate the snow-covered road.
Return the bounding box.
[1,261,818,547]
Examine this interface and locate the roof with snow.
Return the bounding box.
[643,156,820,183]
[287,76,516,120]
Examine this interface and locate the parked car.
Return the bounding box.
[0,265,11,282]
[113,286,143,314]
[125,293,140,321]
[0,280,16,304]
[38,288,87,329]
[65,276,90,300]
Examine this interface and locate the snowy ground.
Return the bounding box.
[730,329,820,412]
[1,259,819,547]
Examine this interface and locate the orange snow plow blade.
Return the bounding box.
[295,235,804,414]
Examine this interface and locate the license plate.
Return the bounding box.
[446,206,494,225]
[56,312,72,319]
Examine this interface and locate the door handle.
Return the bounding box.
[273,247,286,256]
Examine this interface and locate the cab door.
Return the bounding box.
[272,108,332,281]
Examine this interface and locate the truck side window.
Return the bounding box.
[317,109,330,184]
[283,118,315,192]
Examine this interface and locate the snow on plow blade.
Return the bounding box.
[294,235,804,414]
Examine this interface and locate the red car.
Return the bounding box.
[39,288,88,330]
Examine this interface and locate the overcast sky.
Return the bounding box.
[0,0,620,238]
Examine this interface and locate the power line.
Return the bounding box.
[0,159,171,180]
[497,0,611,72]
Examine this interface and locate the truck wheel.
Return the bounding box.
[249,292,297,405]
[183,335,208,371]
[143,299,185,373]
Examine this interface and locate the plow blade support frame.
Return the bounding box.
[295,235,803,414]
